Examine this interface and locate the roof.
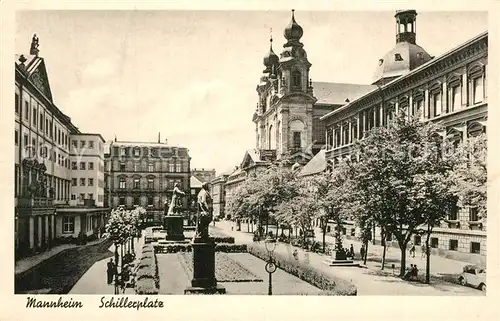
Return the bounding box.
[298,149,327,177]
[112,141,174,148]
[190,175,204,188]
[313,82,376,105]
[372,42,432,84]
[321,31,488,121]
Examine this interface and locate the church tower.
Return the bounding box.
[253,10,316,164]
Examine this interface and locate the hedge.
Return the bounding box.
[134,243,159,294]
[247,243,357,296]
[153,243,247,254]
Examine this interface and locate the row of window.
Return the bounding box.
[62,214,101,233]
[328,69,486,149]
[412,235,481,254]
[71,161,95,171]
[71,140,99,150]
[112,146,184,158]
[117,195,159,207]
[70,193,94,201]
[448,206,480,222]
[115,162,184,172]
[15,131,73,169]
[71,177,96,187]
[15,94,70,148]
[117,178,182,190]
[14,166,70,200]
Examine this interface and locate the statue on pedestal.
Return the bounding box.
[195,182,213,240]
[167,183,185,216]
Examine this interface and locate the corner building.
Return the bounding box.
[319,10,487,264]
[105,141,191,224]
[15,36,108,258]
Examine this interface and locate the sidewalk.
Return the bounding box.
[15,237,108,275]
[69,236,144,295]
[212,221,483,295]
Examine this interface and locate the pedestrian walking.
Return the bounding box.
[410,243,416,258]
[421,244,426,258]
[349,244,355,259]
[106,258,116,285]
[293,249,299,260]
[360,245,365,260]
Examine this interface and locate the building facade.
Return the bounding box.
[15,35,108,258]
[319,10,488,264]
[105,141,191,224]
[191,168,216,184]
[211,173,230,219]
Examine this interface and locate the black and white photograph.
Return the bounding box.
[7,1,495,308]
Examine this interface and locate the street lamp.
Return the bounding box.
[264,236,277,295]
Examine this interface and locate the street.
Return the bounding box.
[212,220,484,295]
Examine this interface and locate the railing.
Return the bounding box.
[17,197,54,208]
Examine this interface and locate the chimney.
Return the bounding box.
[165,138,168,145]
[158,132,160,143]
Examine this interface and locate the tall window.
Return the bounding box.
[450,84,461,112]
[119,196,125,205]
[88,193,94,200]
[472,76,484,104]
[134,163,139,171]
[148,179,154,189]
[169,164,175,172]
[469,207,479,221]
[24,102,29,120]
[176,163,181,172]
[89,141,94,149]
[15,93,19,114]
[80,140,86,148]
[32,107,37,126]
[433,92,441,117]
[134,196,140,205]
[80,162,86,170]
[88,162,94,170]
[293,132,301,149]
[119,178,126,189]
[120,162,125,171]
[63,216,75,233]
[291,70,301,88]
[80,178,86,186]
[15,130,19,145]
[72,178,77,186]
[79,193,85,201]
[148,196,154,206]
[133,178,140,189]
[133,147,140,157]
[120,148,126,156]
[148,163,154,172]
[88,178,94,186]
[470,242,481,254]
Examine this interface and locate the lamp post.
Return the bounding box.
[264,236,277,295]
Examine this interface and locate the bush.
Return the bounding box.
[134,244,159,295]
[153,243,247,254]
[212,236,235,244]
[247,243,357,296]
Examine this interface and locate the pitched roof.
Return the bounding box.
[190,175,204,188]
[298,149,327,177]
[313,82,376,105]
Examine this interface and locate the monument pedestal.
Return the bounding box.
[164,215,185,241]
[184,237,226,295]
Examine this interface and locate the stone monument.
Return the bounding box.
[184,182,226,294]
[164,183,186,241]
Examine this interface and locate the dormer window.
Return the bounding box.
[395,53,403,61]
[417,52,424,59]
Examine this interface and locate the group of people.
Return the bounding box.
[106,258,136,293]
[403,264,419,280]
[409,243,427,258]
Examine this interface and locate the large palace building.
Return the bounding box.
[104,139,191,224]
[316,10,488,264]
[15,35,108,259]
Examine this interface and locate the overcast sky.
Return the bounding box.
[15,10,487,174]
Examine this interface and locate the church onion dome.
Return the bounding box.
[263,38,279,72]
[284,9,303,46]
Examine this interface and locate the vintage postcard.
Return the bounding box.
[1,0,498,320]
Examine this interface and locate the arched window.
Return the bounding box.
[290,120,305,150]
[291,71,301,89]
[269,124,275,149]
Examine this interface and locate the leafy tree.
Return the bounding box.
[451,132,487,218]
[348,112,459,276]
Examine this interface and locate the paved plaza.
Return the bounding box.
[212,221,484,296]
